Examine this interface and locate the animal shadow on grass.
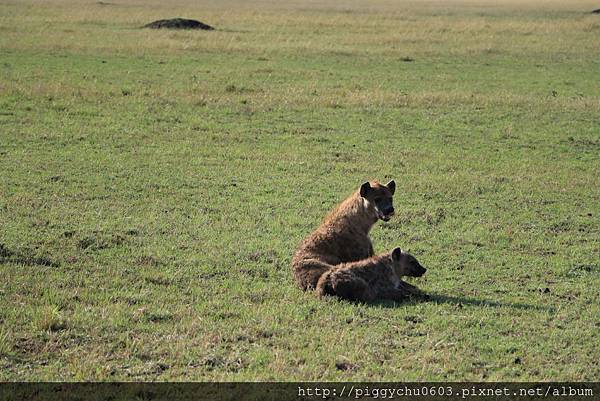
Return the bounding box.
[369,292,555,313]
[0,243,59,267]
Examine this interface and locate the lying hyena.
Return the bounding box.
[316,248,426,302]
[292,180,396,291]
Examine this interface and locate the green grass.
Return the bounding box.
[0,0,599,381]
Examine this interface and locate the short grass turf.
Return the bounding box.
[0,0,599,381]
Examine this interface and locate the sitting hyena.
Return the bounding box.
[292,180,396,291]
[316,248,426,302]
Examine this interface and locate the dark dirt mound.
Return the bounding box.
[143,18,214,30]
[592,8,600,14]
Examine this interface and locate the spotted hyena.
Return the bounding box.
[292,180,396,290]
[316,247,426,302]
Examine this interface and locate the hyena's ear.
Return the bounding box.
[392,247,402,261]
[386,180,396,195]
[359,182,371,198]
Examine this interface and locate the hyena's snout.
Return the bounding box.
[413,264,427,277]
[378,203,395,221]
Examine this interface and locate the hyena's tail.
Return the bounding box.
[293,259,333,291]
[316,271,335,297]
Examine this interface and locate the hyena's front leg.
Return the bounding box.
[367,241,375,258]
[396,280,422,295]
[377,286,411,302]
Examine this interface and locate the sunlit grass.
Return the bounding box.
[1,0,599,381]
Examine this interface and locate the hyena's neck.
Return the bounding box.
[330,192,378,233]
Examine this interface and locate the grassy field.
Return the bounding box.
[1,0,599,381]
